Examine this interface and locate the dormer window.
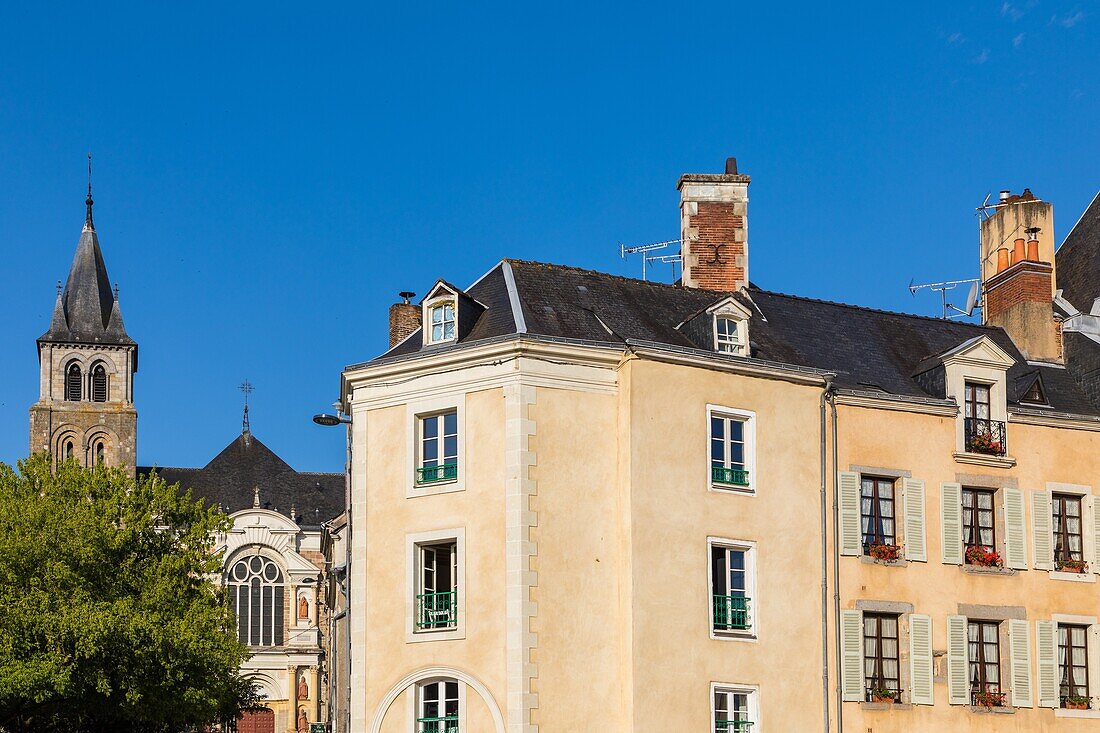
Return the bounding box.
[715,317,744,354]
[429,301,456,343]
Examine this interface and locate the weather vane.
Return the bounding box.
[239,380,254,434]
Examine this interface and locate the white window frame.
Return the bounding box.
[714,316,745,355]
[707,537,758,642]
[707,404,757,495]
[406,396,465,497]
[406,527,466,643]
[1052,613,1100,717]
[406,678,467,732]
[425,299,457,345]
[710,682,760,731]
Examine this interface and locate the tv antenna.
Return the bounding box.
[619,238,682,281]
[908,278,980,320]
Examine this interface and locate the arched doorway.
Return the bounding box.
[237,707,275,733]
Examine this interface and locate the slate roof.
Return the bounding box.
[40,205,135,349]
[372,258,1100,417]
[1057,191,1100,311]
[139,431,344,525]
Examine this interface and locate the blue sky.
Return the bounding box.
[0,2,1097,472]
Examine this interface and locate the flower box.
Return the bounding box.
[965,546,1004,568]
[868,543,902,562]
[973,691,1006,708]
[1057,559,1089,574]
[1065,697,1090,710]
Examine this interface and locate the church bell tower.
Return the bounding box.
[29,173,138,471]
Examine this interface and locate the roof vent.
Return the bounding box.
[999,190,1011,203]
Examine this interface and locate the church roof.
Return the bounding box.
[40,196,135,348]
[139,431,345,525]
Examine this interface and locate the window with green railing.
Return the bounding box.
[710,413,751,488]
[711,544,753,634]
[713,595,751,631]
[714,687,755,733]
[416,590,457,630]
[418,411,458,485]
[416,716,459,733]
[418,679,458,732]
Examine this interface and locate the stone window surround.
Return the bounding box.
[1052,613,1100,718]
[710,681,760,730]
[707,404,757,495]
[707,536,758,643]
[406,395,466,498]
[405,527,466,644]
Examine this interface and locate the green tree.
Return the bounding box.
[0,454,255,733]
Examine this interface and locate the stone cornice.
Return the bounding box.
[833,389,959,417]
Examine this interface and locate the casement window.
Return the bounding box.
[427,302,456,344]
[860,477,896,552]
[709,541,754,637]
[708,408,754,490]
[65,363,82,401]
[416,541,458,632]
[715,317,744,355]
[417,411,458,485]
[90,363,108,402]
[712,686,756,732]
[962,488,996,556]
[863,613,902,702]
[968,620,1003,705]
[227,556,285,647]
[1058,624,1090,706]
[417,679,459,733]
[964,382,991,420]
[1053,493,1084,566]
[962,381,1007,456]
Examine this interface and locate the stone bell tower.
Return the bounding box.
[29,174,138,471]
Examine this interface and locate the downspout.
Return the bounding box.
[830,387,843,733]
[820,375,836,733]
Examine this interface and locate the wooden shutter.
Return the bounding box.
[1003,488,1027,569]
[1009,619,1033,707]
[838,472,861,556]
[840,609,864,702]
[947,615,969,705]
[1036,620,1058,708]
[903,479,927,562]
[1032,490,1054,570]
[941,483,963,565]
[909,614,934,705]
[1092,495,1100,573]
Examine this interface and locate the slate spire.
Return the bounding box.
[40,185,134,346]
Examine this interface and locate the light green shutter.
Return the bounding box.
[1032,490,1054,570]
[909,614,934,705]
[941,483,963,565]
[947,615,970,705]
[840,609,864,702]
[839,472,861,556]
[1036,620,1058,708]
[903,479,927,562]
[1003,488,1027,569]
[1009,619,1033,707]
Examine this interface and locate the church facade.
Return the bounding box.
[29,188,345,733]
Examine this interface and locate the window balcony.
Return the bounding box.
[416,463,458,484]
[964,418,1006,457]
[417,716,459,733]
[713,595,751,632]
[415,591,457,630]
[715,720,754,732]
[711,465,750,487]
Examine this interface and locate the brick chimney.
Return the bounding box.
[389,291,419,348]
[678,157,751,291]
[980,189,1061,362]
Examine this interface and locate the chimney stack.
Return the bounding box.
[678,157,751,291]
[389,291,419,348]
[980,189,1060,362]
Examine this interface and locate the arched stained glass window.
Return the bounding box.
[227,556,285,647]
[65,363,82,401]
[91,364,108,402]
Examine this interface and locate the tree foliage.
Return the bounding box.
[0,454,255,732]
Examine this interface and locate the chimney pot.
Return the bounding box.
[999,190,1011,203]
[1026,238,1040,261]
[725,157,738,175]
[996,248,1010,273]
[1012,238,1026,265]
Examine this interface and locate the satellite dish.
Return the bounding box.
[964,281,979,316]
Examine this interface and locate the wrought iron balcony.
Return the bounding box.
[417,716,459,733]
[711,465,750,487]
[713,595,751,632]
[715,720,754,732]
[415,591,457,630]
[964,418,1006,457]
[416,462,458,484]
